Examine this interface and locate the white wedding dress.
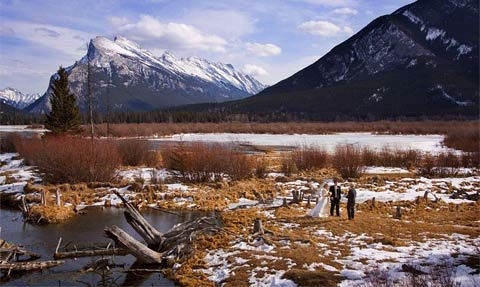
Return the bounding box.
[307,188,330,218]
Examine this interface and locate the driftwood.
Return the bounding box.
[0,260,64,272]
[54,248,129,259]
[0,240,40,263]
[113,190,163,248]
[53,237,129,259]
[104,191,222,266]
[0,239,64,278]
[105,225,163,264]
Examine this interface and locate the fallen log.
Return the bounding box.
[104,192,223,267]
[0,260,64,272]
[104,225,163,264]
[54,248,129,259]
[113,190,163,248]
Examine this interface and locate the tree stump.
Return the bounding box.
[253,218,264,235]
[55,189,61,206]
[395,206,402,219]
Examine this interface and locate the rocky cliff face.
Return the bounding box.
[26,36,266,114]
[244,0,478,119]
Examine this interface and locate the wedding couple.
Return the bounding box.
[307,179,356,219]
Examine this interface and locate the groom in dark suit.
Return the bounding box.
[329,178,341,216]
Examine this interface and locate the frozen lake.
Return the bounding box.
[152,132,449,153]
[0,126,452,153]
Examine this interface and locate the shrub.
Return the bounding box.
[161,142,253,182]
[461,152,480,168]
[0,132,19,153]
[435,151,461,177]
[226,152,254,181]
[117,139,158,166]
[13,135,121,183]
[331,144,364,178]
[417,153,437,177]
[443,125,479,152]
[291,146,328,171]
[255,157,269,178]
[281,157,297,177]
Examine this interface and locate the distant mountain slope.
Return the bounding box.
[230,0,478,119]
[0,87,41,110]
[26,36,266,114]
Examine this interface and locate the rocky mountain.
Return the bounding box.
[26,36,266,114]
[229,0,479,119]
[0,87,41,110]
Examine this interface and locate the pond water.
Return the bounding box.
[0,207,213,286]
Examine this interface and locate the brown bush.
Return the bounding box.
[331,144,364,178]
[0,132,20,153]
[161,142,253,182]
[254,157,269,178]
[281,157,297,177]
[417,153,437,177]
[117,139,159,166]
[291,146,328,171]
[461,152,480,168]
[435,151,461,177]
[13,135,121,183]
[443,123,479,152]
[226,152,254,181]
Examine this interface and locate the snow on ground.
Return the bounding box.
[152,133,452,153]
[1,147,479,287]
[0,125,48,133]
[0,153,40,194]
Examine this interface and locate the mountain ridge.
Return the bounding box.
[0,87,41,110]
[225,0,478,119]
[26,36,266,114]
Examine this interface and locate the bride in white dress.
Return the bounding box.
[307,183,330,217]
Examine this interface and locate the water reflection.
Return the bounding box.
[0,206,209,286]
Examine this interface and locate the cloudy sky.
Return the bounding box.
[1,0,414,94]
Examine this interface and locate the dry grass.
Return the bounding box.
[27,205,75,224]
[157,171,479,287]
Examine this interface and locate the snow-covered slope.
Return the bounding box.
[27,36,266,113]
[0,87,41,109]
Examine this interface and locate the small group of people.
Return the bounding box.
[307,178,356,220]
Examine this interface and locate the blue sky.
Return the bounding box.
[0,0,414,94]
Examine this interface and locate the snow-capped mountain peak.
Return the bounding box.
[0,87,41,109]
[26,36,266,113]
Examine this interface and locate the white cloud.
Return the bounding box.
[298,20,342,36]
[245,42,281,57]
[333,7,358,14]
[182,10,255,39]
[243,64,268,76]
[4,21,89,57]
[343,26,354,35]
[115,15,227,53]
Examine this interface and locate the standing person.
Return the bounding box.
[307,183,330,217]
[347,183,357,220]
[329,178,341,216]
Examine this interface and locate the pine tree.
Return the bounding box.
[45,66,83,134]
